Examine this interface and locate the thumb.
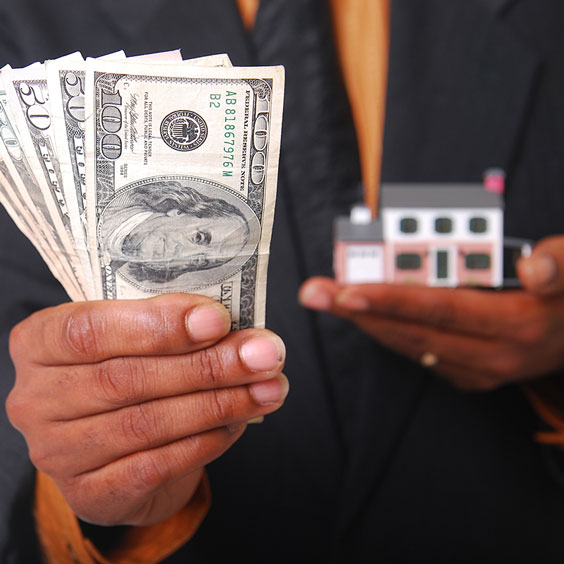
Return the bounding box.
[517,235,564,296]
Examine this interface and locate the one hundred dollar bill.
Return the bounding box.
[84,60,284,328]
[45,52,235,299]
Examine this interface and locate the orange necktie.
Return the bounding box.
[237,0,391,216]
[330,0,391,216]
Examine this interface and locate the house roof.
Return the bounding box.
[334,216,384,242]
[380,184,504,209]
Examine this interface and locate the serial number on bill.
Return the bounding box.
[209,91,238,176]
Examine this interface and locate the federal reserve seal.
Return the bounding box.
[160,110,208,152]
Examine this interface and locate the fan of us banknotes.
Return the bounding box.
[0,49,284,329]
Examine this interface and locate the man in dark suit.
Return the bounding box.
[2,1,564,562]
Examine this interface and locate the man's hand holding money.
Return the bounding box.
[6,294,288,526]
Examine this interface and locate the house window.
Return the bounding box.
[469,217,488,233]
[465,253,491,270]
[399,217,418,233]
[434,217,453,234]
[396,253,422,270]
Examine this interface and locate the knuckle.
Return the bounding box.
[119,403,159,447]
[189,346,227,388]
[128,451,168,493]
[402,329,426,351]
[472,376,500,392]
[5,389,26,428]
[452,374,497,392]
[205,388,237,424]
[450,379,473,392]
[427,296,458,328]
[377,322,425,353]
[63,494,105,526]
[514,314,549,346]
[63,306,104,358]
[486,351,522,384]
[95,357,146,406]
[438,367,499,393]
[95,361,123,405]
[179,434,204,462]
[501,296,548,345]
[62,479,121,526]
[165,434,210,473]
[448,378,475,392]
[4,387,40,433]
[28,442,57,474]
[8,321,27,362]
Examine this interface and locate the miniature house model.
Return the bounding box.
[334,172,514,287]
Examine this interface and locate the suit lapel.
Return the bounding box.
[383,0,540,184]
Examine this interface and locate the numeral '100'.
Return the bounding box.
[100,89,122,159]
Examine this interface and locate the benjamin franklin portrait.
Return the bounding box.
[99,176,260,290]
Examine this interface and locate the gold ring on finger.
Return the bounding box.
[420,352,439,368]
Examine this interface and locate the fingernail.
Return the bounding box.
[249,375,289,405]
[335,291,370,311]
[240,336,285,372]
[186,304,230,342]
[227,422,247,434]
[299,286,332,311]
[522,255,557,287]
[248,416,264,424]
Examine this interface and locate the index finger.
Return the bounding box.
[337,283,541,339]
[10,293,232,367]
[300,276,542,340]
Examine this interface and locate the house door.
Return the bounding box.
[430,247,456,286]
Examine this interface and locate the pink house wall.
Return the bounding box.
[456,242,496,286]
[390,242,429,285]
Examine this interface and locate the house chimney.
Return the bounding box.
[350,203,373,225]
[483,168,505,194]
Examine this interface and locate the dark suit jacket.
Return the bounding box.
[1,1,564,562]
